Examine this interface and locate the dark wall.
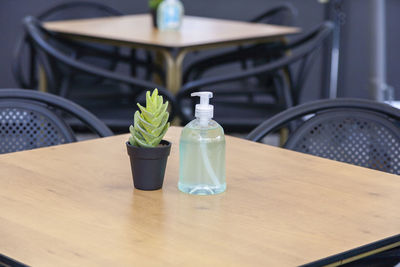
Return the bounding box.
[0,0,399,102]
[340,0,400,99]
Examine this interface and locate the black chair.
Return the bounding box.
[12,1,126,90]
[247,98,400,266]
[182,3,298,84]
[247,98,400,175]
[23,16,176,131]
[177,22,333,133]
[0,89,113,154]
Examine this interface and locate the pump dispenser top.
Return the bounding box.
[191,92,213,126]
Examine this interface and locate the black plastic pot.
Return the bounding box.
[150,8,158,28]
[126,140,171,190]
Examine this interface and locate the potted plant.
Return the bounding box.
[126,89,171,190]
[149,0,163,28]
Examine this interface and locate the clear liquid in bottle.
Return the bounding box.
[179,119,226,195]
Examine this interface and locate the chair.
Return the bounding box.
[177,22,333,133]
[23,16,176,131]
[248,98,400,266]
[247,98,400,175]
[0,89,113,154]
[12,1,125,90]
[182,3,298,84]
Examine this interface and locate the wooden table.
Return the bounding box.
[44,14,300,93]
[1,126,399,266]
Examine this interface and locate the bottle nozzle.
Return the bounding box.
[191,91,214,122]
[191,92,213,105]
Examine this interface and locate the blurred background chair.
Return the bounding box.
[247,98,400,175]
[12,1,126,90]
[247,97,400,266]
[23,16,175,132]
[183,3,298,84]
[0,88,113,154]
[177,22,333,133]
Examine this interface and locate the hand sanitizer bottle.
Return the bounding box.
[157,0,184,31]
[179,92,226,195]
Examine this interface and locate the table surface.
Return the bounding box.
[44,14,300,49]
[0,127,400,267]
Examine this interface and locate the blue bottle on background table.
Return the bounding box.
[157,0,184,31]
[179,92,226,195]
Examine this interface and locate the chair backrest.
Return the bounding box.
[182,3,298,84]
[247,98,400,175]
[177,22,333,129]
[0,89,113,154]
[24,16,178,124]
[12,1,123,89]
[250,3,298,26]
[280,22,333,106]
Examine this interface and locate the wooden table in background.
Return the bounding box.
[0,127,399,266]
[44,14,300,93]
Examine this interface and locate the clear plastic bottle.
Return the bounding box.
[157,0,184,31]
[179,92,226,195]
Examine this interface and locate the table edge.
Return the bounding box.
[299,234,400,267]
[48,30,299,51]
[0,253,29,267]
[2,234,399,267]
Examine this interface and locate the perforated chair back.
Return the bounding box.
[247,98,400,175]
[0,89,113,154]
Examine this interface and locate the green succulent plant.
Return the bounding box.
[129,89,170,148]
[149,0,163,9]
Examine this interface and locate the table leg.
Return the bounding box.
[153,51,165,85]
[160,49,189,94]
[38,65,47,92]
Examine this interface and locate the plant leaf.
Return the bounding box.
[134,120,158,144]
[129,125,135,135]
[145,91,154,113]
[128,125,137,146]
[148,122,169,146]
[135,111,155,133]
[150,111,165,128]
[150,89,160,113]
[155,101,169,117]
[135,136,153,148]
[133,131,153,148]
[150,112,169,136]
[129,135,137,146]
[129,89,170,147]
[137,103,154,122]
[151,88,159,103]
